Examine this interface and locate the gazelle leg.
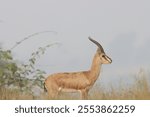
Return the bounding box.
[81,89,88,100]
[46,83,59,99]
[46,88,57,99]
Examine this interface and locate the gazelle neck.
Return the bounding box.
[89,50,102,84]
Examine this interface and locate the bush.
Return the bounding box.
[0,44,55,94]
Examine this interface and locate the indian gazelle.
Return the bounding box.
[44,37,112,99]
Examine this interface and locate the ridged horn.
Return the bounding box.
[88,37,105,53]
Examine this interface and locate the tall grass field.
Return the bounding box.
[0,75,149,100]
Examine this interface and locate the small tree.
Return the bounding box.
[0,31,58,94]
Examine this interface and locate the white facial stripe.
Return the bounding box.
[105,56,112,63]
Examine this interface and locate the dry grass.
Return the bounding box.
[89,76,150,100]
[0,77,150,100]
[0,88,33,100]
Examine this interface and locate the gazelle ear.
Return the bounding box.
[88,37,105,54]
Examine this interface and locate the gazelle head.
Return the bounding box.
[89,37,112,64]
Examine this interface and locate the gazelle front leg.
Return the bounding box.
[81,89,88,100]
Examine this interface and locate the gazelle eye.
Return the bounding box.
[102,55,105,58]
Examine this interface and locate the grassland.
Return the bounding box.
[0,75,150,100]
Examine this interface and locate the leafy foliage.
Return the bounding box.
[0,49,17,87]
[0,44,57,93]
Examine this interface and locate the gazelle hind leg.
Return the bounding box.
[81,89,88,100]
[45,82,59,99]
[47,89,59,99]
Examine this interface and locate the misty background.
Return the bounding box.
[0,0,150,89]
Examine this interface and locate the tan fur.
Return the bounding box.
[44,39,112,100]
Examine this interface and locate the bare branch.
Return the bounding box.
[10,31,57,50]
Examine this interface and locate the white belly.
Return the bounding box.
[58,87,80,93]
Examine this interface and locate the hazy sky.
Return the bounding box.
[0,0,150,88]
